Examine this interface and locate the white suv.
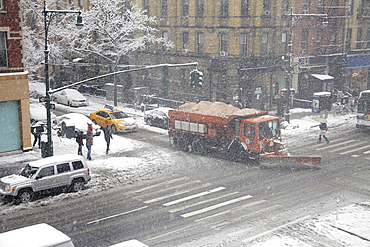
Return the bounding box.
[0,154,91,203]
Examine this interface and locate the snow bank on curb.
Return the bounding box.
[249,202,370,247]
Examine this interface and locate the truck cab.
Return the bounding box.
[241,116,282,154]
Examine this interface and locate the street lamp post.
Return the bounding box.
[42,0,83,157]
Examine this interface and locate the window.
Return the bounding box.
[160,0,167,17]
[143,0,150,16]
[220,33,228,54]
[0,0,4,10]
[263,0,270,13]
[240,33,248,56]
[98,111,109,118]
[0,32,7,67]
[220,0,228,17]
[57,163,71,174]
[301,29,308,53]
[182,31,189,51]
[38,166,55,178]
[162,31,168,51]
[181,0,188,17]
[261,32,268,55]
[258,120,280,140]
[241,0,249,16]
[72,161,84,170]
[367,29,370,49]
[316,29,322,53]
[197,32,204,54]
[357,28,363,49]
[281,32,287,53]
[196,0,204,17]
[244,123,255,138]
[282,0,290,14]
[303,0,309,14]
[318,0,323,13]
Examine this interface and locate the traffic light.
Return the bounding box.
[189,69,203,87]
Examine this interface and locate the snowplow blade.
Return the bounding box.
[259,155,322,169]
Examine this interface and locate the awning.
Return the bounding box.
[310,74,334,81]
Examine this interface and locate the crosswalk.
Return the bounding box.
[133,176,275,235]
[301,132,370,159]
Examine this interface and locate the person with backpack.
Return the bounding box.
[318,122,329,144]
[75,130,84,155]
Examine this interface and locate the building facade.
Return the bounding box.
[126,0,370,109]
[45,0,370,109]
[0,0,31,154]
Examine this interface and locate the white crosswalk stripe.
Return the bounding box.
[181,195,253,218]
[163,187,225,206]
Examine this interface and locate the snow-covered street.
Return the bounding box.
[1,91,370,246]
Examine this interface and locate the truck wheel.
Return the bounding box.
[71,179,84,192]
[228,143,245,162]
[18,189,34,203]
[191,140,203,154]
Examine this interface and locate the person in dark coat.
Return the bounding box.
[31,122,44,148]
[318,122,329,144]
[102,126,113,155]
[86,124,94,160]
[75,130,84,155]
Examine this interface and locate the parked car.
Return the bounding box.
[0,154,91,203]
[144,107,173,129]
[0,223,75,247]
[29,102,56,125]
[90,109,138,133]
[54,113,101,138]
[53,89,88,107]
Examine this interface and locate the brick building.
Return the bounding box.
[127,0,369,108]
[0,0,31,154]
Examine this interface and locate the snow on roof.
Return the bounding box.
[29,154,84,167]
[0,223,73,247]
[311,74,334,80]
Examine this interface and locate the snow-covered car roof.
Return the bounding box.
[146,107,173,116]
[55,89,86,100]
[30,103,56,124]
[55,113,98,131]
[28,154,84,168]
[0,223,73,247]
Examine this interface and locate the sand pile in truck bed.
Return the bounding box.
[178,101,261,117]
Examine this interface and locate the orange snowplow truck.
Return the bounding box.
[168,101,321,168]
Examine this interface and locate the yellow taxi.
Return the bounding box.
[89,107,138,133]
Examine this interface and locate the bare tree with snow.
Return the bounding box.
[21,0,172,102]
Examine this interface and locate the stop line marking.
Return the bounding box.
[181,195,253,218]
[163,187,226,206]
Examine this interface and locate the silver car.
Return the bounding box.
[0,154,91,203]
[53,89,88,107]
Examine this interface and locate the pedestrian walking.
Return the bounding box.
[102,126,113,155]
[86,124,94,160]
[75,130,84,155]
[318,121,329,144]
[31,122,44,148]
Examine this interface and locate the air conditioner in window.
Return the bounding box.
[220,51,227,56]
[182,49,188,54]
